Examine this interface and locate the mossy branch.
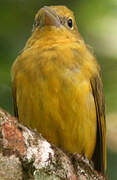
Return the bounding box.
[0,108,107,180]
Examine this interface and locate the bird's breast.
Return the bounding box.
[13,43,97,159]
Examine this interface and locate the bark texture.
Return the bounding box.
[0,108,107,180]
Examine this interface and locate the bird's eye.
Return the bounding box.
[67,18,73,29]
[32,20,36,32]
[36,16,41,27]
[34,16,41,27]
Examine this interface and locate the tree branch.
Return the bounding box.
[0,108,107,180]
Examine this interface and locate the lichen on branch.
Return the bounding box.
[0,108,106,180]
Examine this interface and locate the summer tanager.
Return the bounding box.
[11,6,106,173]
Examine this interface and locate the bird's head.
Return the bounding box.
[33,6,79,36]
[25,6,83,49]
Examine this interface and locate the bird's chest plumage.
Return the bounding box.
[14,45,97,159]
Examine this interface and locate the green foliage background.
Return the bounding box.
[0,0,117,179]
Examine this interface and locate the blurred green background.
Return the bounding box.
[0,0,117,179]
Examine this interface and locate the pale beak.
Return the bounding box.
[41,6,61,28]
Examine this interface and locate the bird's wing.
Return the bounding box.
[90,74,106,174]
[12,78,19,118]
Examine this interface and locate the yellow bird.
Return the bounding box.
[11,6,106,173]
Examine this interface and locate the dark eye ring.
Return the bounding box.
[67,18,73,29]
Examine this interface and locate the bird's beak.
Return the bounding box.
[41,6,61,28]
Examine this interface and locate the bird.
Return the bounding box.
[11,5,106,174]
